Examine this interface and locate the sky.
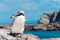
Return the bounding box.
[0,0,60,24]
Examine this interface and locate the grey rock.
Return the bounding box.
[0,28,40,40]
[38,10,60,24]
[38,13,50,25]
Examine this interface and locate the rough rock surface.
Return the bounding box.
[38,13,50,25]
[0,28,40,40]
[38,10,60,24]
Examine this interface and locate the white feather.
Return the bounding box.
[11,15,26,33]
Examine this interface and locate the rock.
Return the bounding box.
[50,10,60,23]
[25,24,33,30]
[41,38,60,40]
[38,10,60,24]
[22,34,40,40]
[50,38,60,40]
[33,24,47,30]
[0,28,40,40]
[38,13,50,25]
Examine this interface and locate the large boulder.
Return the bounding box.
[38,10,60,24]
[38,13,51,25]
[51,10,60,23]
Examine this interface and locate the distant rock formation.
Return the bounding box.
[38,13,51,25]
[38,10,60,24]
[51,10,60,23]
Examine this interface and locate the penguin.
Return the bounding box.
[10,10,26,37]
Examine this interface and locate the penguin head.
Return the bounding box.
[16,10,24,16]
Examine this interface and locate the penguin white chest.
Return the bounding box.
[11,15,25,33]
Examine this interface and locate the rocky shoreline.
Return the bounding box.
[25,24,60,30]
[25,23,60,30]
[25,10,60,30]
[0,23,60,31]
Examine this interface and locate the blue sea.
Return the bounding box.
[24,20,60,39]
[24,30,60,39]
[25,20,60,39]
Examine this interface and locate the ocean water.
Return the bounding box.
[25,20,60,39]
[24,30,60,39]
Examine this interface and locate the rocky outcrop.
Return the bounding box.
[25,23,60,30]
[50,10,60,23]
[38,13,51,25]
[38,10,60,24]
